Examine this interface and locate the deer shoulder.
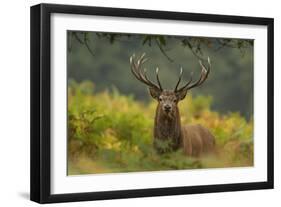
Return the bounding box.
[181,124,215,157]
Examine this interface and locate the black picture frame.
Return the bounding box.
[30,3,274,204]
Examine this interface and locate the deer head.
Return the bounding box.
[130,53,211,117]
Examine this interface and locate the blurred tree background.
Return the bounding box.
[67,31,253,119]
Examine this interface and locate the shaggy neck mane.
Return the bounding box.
[154,104,182,150]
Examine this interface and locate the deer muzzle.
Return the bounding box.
[163,104,172,113]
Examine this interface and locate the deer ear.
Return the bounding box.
[148,87,161,100]
[176,89,188,101]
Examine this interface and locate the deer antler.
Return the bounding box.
[130,53,163,91]
[174,57,211,92]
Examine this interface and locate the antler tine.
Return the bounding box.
[131,55,150,85]
[143,68,160,88]
[130,53,162,90]
[156,67,163,90]
[185,57,211,90]
[176,57,211,92]
[139,52,146,61]
[130,54,142,81]
[174,67,183,92]
[176,72,193,92]
[137,53,146,66]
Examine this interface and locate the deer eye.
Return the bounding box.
[173,99,177,103]
[159,97,162,101]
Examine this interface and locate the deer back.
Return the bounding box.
[181,124,215,157]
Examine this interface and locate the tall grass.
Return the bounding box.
[67,81,253,175]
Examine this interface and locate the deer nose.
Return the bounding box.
[164,105,171,111]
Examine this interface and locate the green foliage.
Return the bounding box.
[68,81,253,175]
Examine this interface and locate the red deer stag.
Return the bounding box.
[130,53,215,157]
